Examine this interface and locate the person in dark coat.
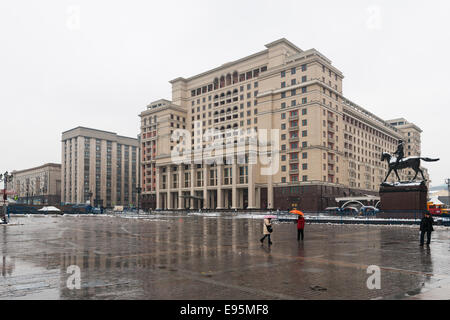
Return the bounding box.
[420,213,434,246]
[297,215,305,241]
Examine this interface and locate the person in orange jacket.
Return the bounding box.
[297,215,305,241]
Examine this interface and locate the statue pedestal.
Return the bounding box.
[378,181,428,219]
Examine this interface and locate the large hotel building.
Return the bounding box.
[61,127,139,208]
[139,38,428,211]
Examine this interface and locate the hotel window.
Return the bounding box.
[302,163,307,170]
[281,92,286,98]
[302,152,307,159]
[281,102,286,109]
[281,113,286,119]
[302,87,307,93]
[302,108,307,115]
[247,83,251,90]
[281,123,286,130]
[291,89,296,96]
[301,76,307,82]
[302,130,307,137]
[302,98,307,104]
[282,166,286,172]
[302,175,308,181]
[281,155,286,161]
[281,177,286,183]
[301,64,307,71]
[281,82,286,88]
[302,119,307,126]
[291,79,296,85]
[254,81,258,88]
[291,100,296,107]
[291,67,296,74]
[281,71,286,77]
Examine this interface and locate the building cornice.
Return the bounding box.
[12,163,61,175]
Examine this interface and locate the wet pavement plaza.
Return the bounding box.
[1,214,450,299]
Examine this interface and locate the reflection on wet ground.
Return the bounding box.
[1,215,450,299]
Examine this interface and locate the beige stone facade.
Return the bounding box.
[61,127,139,207]
[12,163,61,205]
[139,39,427,210]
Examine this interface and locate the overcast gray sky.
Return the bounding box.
[1,0,449,187]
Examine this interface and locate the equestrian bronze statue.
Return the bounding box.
[381,152,439,183]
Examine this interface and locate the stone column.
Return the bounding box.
[256,187,261,208]
[247,163,256,208]
[167,166,172,210]
[178,164,184,209]
[203,164,209,209]
[190,165,195,209]
[239,189,244,209]
[268,173,274,209]
[217,164,223,209]
[231,157,237,209]
[156,166,161,209]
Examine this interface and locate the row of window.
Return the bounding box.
[190,67,267,97]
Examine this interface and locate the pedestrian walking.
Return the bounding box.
[297,215,305,241]
[420,212,434,246]
[260,216,274,245]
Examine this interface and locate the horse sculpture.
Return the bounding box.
[381,152,439,183]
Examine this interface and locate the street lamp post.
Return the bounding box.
[0,171,13,224]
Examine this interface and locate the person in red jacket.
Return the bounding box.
[297,215,305,241]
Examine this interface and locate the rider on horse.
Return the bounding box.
[394,139,405,166]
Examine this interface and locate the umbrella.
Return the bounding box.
[289,209,304,216]
[264,215,276,219]
[38,206,61,212]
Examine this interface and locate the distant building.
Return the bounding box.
[61,127,139,208]
[11,163,61,205]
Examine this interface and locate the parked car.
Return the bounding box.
[341,207,359,215]
[360,206,379,216]
[324,207,341,215]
